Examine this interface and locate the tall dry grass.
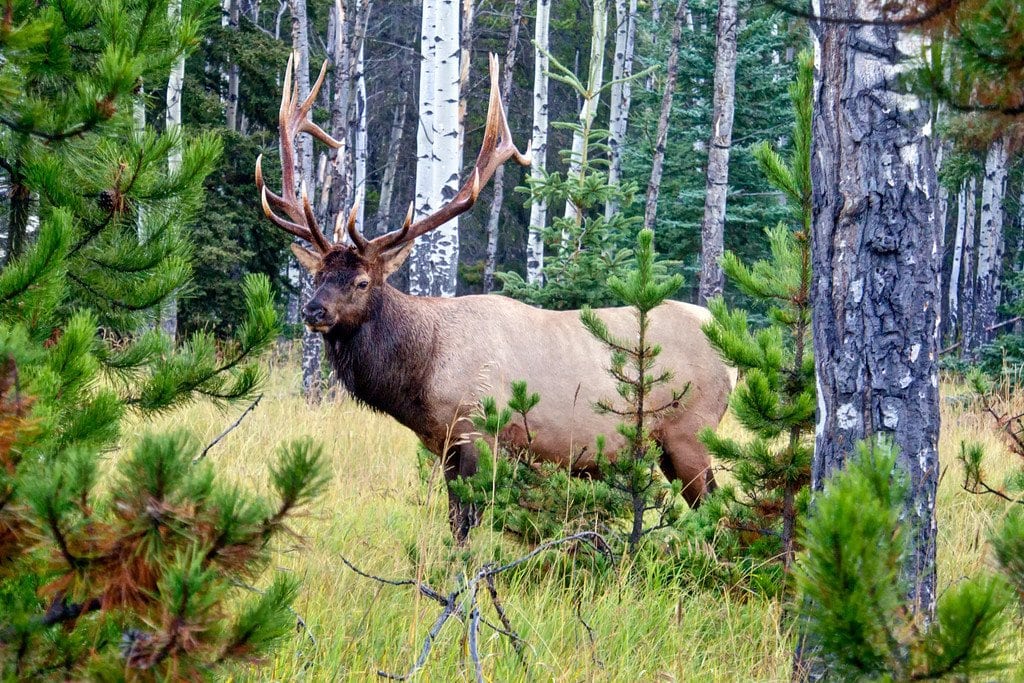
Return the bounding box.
[125,359,1024,682]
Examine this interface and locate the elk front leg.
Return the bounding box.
[443,442,480,544]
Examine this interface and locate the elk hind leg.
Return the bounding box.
[655,420,717,508]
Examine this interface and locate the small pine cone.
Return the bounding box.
[98,189,124,214]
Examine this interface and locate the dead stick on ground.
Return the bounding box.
[341,531,613,682]
[194,394,263,463]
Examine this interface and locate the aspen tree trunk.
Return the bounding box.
[799,5,940,676]
[482,0,524,293]
[526,0,551,284]
[960,176,978,357]
[226,0,241,130]
[947,182,967,345]
[605,0,637,219]
[352,15,368,234]
[564,0,608,223]
[376,87,409,233]
[646,0,661,91]
[409,0,437,296]
[697,0,737,305]
[327,0,351,223]
[974,133,1009,350]
[163,0,185,339]
[289,0,323,402]
[643,0,687,233]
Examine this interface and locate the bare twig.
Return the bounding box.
[341,532,612,680]
[575,602,604,669]
[194,394,263,463]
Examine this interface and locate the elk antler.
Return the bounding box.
[362,53,531,257]
[255,53,340,254]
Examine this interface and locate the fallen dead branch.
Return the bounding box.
[339,531,613,682]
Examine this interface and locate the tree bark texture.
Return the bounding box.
[409,0,461,297]
[643,0,688,234]
[697,0,737,305]
[605,0,637,219]
[289,0,323,402]
[959,176,978,356]
[526,0,551,285]
[809,0,940,638]
[563,0,607,223]
[376,84,409,234]
[482,0,524,293]
[974,133,1009,350]
[946,181,967,346]
[226,0,241,130]
[163,0,185,339]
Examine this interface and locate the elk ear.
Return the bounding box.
[381,242,415,279]
[290,243,323,272]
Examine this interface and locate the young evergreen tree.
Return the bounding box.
[497,47,651,310]
[698,51,814,573]
[0,0,325,675]
[795,438,1011,681]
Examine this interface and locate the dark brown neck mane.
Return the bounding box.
[323,285,438,436]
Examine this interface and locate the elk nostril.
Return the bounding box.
[302,301,326,322]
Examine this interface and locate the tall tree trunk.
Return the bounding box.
[482,0,524,293]
[645,0,661,91]
[605,0,637,219]
[960,176,978,357]
[289,0,323,402]
[226,0,241,130]
[974,133,1009,350]
[697,0,737,305]
[798,3,940,677]
[409,0,461,297]
[376,86,409,233]
[643,0,687,234]
[164,0,185,339]
[947,181,967,346]
[351,8,369,234]
[564,0,608,224]
[525,0,551,285]
[327,0,351,224]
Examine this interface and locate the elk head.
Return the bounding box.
[256,53,530,333]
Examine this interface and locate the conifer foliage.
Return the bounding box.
[0,0,325,676]
[698,51,815,573]
[796,439,1011,681]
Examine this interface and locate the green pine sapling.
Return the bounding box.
[581,228,688,554]
[497,46,656,310]
[796,437,1011,681]
[698,51,815,573]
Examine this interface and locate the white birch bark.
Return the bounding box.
[409,0,460,297]
[289,0,322,401]
[645,0,661,91]
[605,0,637,219]
[564,0,607,223]
[409,0,438,296]
[482,0,524,293]
[697,0,738,305]
[352,32,368,233]
[164,0,185,338]
[947,181,967,345]
[526,0,551,284]
[975,133,1009,348]
[644,0,687,233]
[960,175,978,356]
[376,89,409,232]
[226,0,241,130]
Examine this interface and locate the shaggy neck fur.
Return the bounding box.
[323,285,438,437]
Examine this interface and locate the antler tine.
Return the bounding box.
[345,202,368,250]
[369,53,531,255]
[257,56,344,253]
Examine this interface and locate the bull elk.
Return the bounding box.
[257,54,735,541]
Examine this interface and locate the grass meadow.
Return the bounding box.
[126,355,1024,682]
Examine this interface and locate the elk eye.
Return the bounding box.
[356,280,369,290]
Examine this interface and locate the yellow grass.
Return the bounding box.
[126,358,1024,682]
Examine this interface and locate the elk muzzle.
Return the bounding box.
[302,300,329,328]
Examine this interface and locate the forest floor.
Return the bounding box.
[129,356,1024,682]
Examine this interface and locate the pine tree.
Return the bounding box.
[795,438,1011,681]
[698,51,814,574]
[0,0,324,675]
[497,46,651,309]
